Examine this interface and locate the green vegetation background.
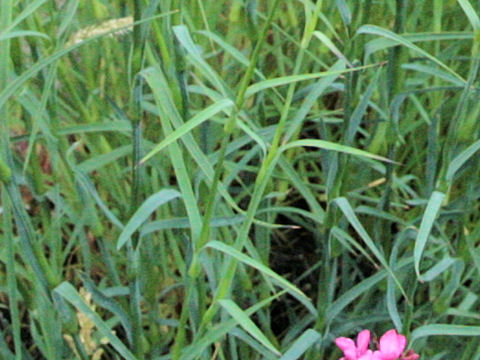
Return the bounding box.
[1,0,480,358]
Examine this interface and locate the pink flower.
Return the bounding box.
[373,329,407,360]
[335,329,419,360]
[335,329,372,360]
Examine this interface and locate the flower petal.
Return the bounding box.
[335,337,355,351]
[372,351,386,360]
[356,330,371,355]
[335,337,357,360]
[397,334,407,354]
[358,349,374,360]
[379,329,404,358]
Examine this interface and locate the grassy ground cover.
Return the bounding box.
[1,0,480,358]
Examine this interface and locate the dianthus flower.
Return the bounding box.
[335,329,419,360]
[335,329,373,360]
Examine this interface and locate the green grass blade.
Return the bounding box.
[245,64,380,98]
[81,274,133,345]
[327,257,413,323]
[413,191,445,278]
[280,329,321,360]
[206,241,309,301]
[458,0,480,30]
[54,282,136,360]
[182,291,286,360]
[357,25,465,82]
[117,189,182,249]
[411,324,480,342]
[281,139,395,163]
[313,31,351,65]
[219,299,281,356]
[140,98,234,164]
[446,139,480,182]
[0,30,49,41]
[334,197,408,300]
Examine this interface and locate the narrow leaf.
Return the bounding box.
[54,282,136,360]
[206,241,308,300]
[219,299,281,356]
[280,329,321,360]
[140,98,234,164]
[117,189,181,249]
[414,191,445,278]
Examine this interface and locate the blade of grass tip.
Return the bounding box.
[117,189,182,250]
[387,232,407,331]
[345,69,381,144]
[0,30,49,41]
[446,139,480,183]
[357,25,466,82]
[280,139,396,164]
[335,0,352,26]
[1,189,22,359]
[195,29,270,81]
[243,63,382,99]
[139,98,234,165]
[411,324,480,344]
[413,191,445,279]
[173,25,230,97]
[313,31,352,66]
[363,32,474,62]
[219,300,281,356]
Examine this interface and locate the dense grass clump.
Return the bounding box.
[2,0,480,358]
